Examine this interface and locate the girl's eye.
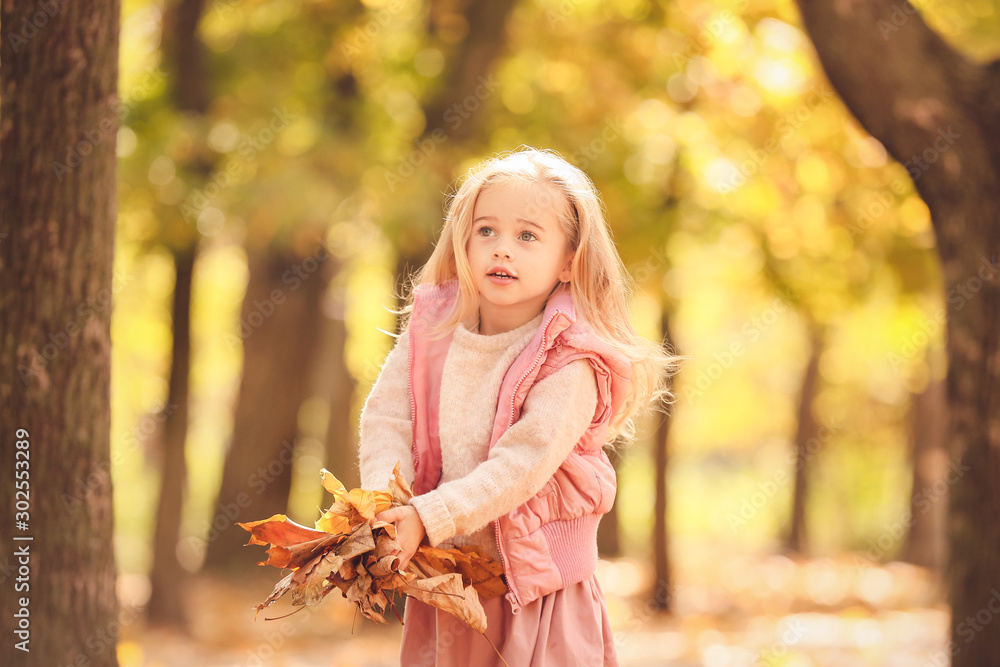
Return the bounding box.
[476,227,494,237]
[520,231,536,242]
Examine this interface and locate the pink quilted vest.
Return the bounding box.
[407,279,631,613]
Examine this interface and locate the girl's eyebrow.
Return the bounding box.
[472,215,545,231]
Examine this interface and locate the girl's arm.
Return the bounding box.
[408,358,599,547]
[357,329,415,490]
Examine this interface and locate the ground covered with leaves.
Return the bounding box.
[114,537,949,666]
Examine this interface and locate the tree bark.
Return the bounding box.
[202,246,329,574]
[0,2,122,666]
[794,2,1000,661]
[901,372,948,569]
[785,323,824,554]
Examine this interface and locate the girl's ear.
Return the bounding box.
[558,250,575,283]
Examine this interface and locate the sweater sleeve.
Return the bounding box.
[409,357,599,546]
[357,329,415,491]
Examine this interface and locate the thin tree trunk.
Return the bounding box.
[322,288,360,490]
[202,247,328,574]
[0,2,121,665]
[785,323,824,554]
[651,307,675,611]
[597,449,622,557]
[145,0,210,629]
[794,2,1000,661]
[146,247,194,628]
[901,372,947,569]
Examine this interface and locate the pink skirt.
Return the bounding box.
[399,573,619,667]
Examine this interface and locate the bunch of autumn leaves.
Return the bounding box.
[238,463,507,633]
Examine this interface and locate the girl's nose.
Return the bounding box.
[493,246,511,259]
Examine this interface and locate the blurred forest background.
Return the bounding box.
[3,0,1000,665]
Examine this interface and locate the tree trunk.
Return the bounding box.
[597,448,622,557]
[202,246,328,574]
[794,2,1000,661]
[651,307,675,611]
[145,0,210,629]
[901,372,948,569]
[321,287,360,490]
[0,2,122,666]
[146,247,194,628]
[421,0,518,142]
[785,323,824,554]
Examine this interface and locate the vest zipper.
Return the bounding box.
[407,326,419,484]
[507,310,561,428]
[493,309,562,613]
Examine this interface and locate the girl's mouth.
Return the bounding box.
[488,272,517,284]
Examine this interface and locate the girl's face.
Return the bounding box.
[466,180,575,335]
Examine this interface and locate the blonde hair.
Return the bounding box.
[392,146,685,445]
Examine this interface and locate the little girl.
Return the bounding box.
[358,146,681,666]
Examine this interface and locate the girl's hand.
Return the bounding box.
[375,505,426,570]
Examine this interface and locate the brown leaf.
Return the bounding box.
[374,531,400,559]
[412,544,507,600]
[404,573,488,633]
[368,554,400,578]
[373,570,412,592]
[346,564,383,622]
[291,550,344,607]
[338,521,377,559]
[372,519,397,539]
[453,545,507,600]
[291,522,377,606]
[389,461,414,505]
[338,559,357,580]
[251,571,295,618]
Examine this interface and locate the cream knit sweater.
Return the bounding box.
[358,309,599,561]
